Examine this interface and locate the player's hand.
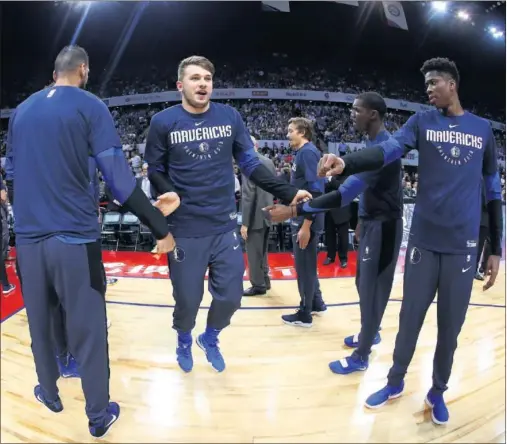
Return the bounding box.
[355,222,361,241]
[240,225,248,241]
[318,153,345,177]
[0,189,7,203]
[263,204,294,223]
[297,226,311,249]
[290,190,312,205]
[154,192,180,217]
[483,255,500,291]
[153,232,176,258]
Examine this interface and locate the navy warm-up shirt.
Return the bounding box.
[144,102,261,237]
[374,110,502,254]
[290,142,325,233]
[339,130,403,221]
[6,86,136,245]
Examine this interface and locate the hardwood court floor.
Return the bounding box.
[1,263,505,443]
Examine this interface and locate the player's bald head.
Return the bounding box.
[54,45,89,76]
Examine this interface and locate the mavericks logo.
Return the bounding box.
[426,129,483,166]
[388,4,401,16]
[172,246,186,263]
[170,124,232,161]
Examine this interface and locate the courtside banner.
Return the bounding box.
[1,88,504,131]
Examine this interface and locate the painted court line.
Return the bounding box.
[2,298,504,324]
[106,299,506,310]
[1,306,26,324]
[105,274,356,281]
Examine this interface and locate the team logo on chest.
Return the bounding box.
[426,128,483,166]
[198,142,210,154]
[170,124,232,161]
[183,141,223,160]
[435,144,474,166]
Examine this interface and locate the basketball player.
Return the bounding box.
[264,92,402,364]
[144,55,311,374]
[5,45,176,438]
[281,117,327,327]
[318,58,503,424]
[49,156,115,381]
[328,92,402,373]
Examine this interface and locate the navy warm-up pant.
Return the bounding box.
[16,237,110,422]
[18,257,108,359]
[50,263,108,357]
[168,230,245,332]
[51,302,68,357]
[353,218,402,360]
[291,224,323,313]
[387,239,476,393]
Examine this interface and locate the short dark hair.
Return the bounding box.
[54,45,89,75]
[288,117,314,141]
[356,92,387,119]
[177,56,215,81]
[420,57,460,86]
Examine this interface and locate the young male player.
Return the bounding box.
[144,56,311,374]
[265,92,403,366]
[317,58,503,424]
[5,45,176,438]
[280,117,327,327]
[329,92,403,373]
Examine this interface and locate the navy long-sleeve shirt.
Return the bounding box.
[290,142,325,232]
[339,130,403,221]
[6,86,137,244]
[144,102,267,237]
[341,110,502,254]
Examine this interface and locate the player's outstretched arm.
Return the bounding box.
[482,128,503,290]
[264,174,370,223]
[88,100,171,245]
[231,110,310,204]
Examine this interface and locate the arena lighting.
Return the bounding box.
[432,1,447,12]
[457,10,470,20]
[488,26,504,38]
[54,1,92,7]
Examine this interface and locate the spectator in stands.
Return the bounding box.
[403,181,413,198]
[411,181,418,197]
[138,163,154,203]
